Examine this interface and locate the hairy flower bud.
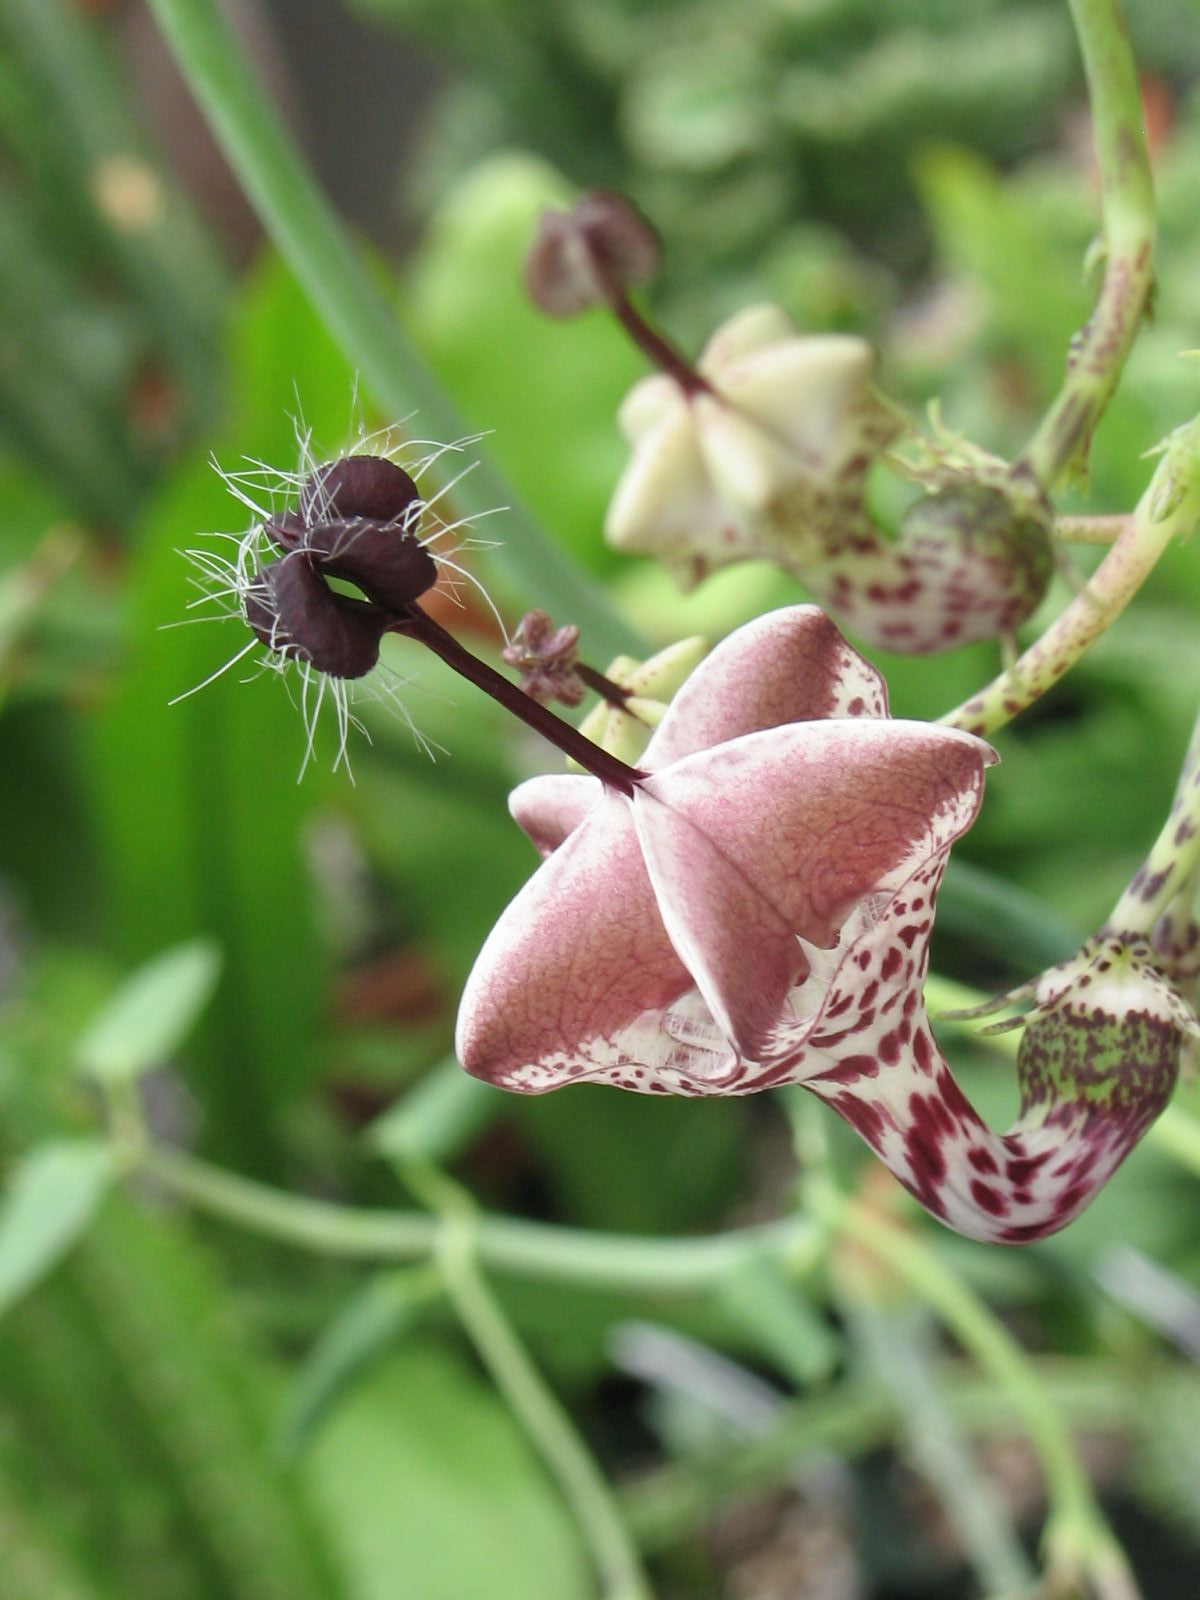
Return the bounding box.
[244,555,387,680]
[525,191,661,317]
[263,453,438,615]
[300,453,420,525]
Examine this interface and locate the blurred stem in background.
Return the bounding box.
[942,413,1200,735]
[792,1099,1138,1599]
[1021,0,1156,490]
[137,1138,825,1293]
[405,1158,654,1600]
[144,0,640,660]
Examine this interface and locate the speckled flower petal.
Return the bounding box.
[644,605,887,769]
[792,894,1190,1242]
[633,720,992,1060]
[456,794,696,1092]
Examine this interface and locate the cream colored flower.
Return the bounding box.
[605,304,903,587]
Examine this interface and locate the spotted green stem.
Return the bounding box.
[1020,0,1155,489]
[942,415,1200,737]
[1107,704,1200,937]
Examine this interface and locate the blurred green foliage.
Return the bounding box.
[2,0,1200,1595]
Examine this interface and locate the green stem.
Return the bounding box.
[1055,513,1128,544]
[1106,703,1200,935]
[144,0,638,662]
[1020,0,1155,487]
[814,1189,1138,1595]
[623,1362,1136,1551]
[409,1163,653,1600]
[942,415,1200,737]
[138,1143,823,1293]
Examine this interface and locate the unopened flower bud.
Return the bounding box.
[575,636,707,766]
[502,610,585,706]
[894,480,1054,640]
[524,191,660,317]
[245,556,387,679]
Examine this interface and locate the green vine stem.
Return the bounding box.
[1107,704,1200,935]
[942,414,1200,737]
[1055,513,1128,544]
[138,1143,824,1293]
[814,1187,1140,1598]
[1020,0,1155,489]
[623,1361,1137,1551]
[406,1161,653,1600]
[144,0,639,661]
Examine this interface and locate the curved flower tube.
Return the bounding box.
[457,605,1195,1242]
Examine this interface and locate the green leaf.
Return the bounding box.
[278,1267,442,1460]
[303,1344,591,1600]
[76,940,221,1083]
[0,1140,113,1317]
[717,1257,839,1387]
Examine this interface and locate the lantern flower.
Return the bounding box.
[457,604,1199,1243]
[457,606,989,1095]
[603,301,1054,654]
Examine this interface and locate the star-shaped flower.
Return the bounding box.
[457,607,1197,1242]
[456,605,993,1095]
[604,304,903,588]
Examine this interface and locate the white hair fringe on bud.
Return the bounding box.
[169,411,510,781]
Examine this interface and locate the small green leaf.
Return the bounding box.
[718,1257,839,1387]
[76,940,221,1083]
[0,1140,114,1317]
[303,1344,590,1600]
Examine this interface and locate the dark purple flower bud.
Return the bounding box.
[264,454,439,615]
[244,554,387,680]
[300,454,421,525]
[525,191,661,317]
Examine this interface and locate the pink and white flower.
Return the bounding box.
[457,605,1192,1242]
